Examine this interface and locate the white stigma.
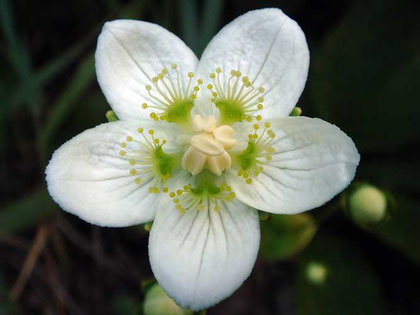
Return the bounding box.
[182,115,237,176]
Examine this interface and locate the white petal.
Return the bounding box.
[46,121,179,227]
[196,8,309,118]
[149,198,260,310]
[226,117,360,214]
[95,20,198,121]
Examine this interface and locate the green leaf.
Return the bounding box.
[308,0,420,153]
[179,0,199,53]
[297,234,385,315]
[364,195,420,264]
[143,283,193,315]
[112,295,141,315]
[197,0,223,56]
[260,213,318,261]
[0,189,57,235]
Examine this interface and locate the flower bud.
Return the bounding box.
[305,261,327,285]
[143,284,193,315]
[349,184,387,224]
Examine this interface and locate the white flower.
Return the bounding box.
[46,8,359,310]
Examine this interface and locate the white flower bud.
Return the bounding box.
[349,184,387,224]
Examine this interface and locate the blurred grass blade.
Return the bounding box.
[297,234,385,315]
[179,0,199,53]
[260,213,318,261]
[197,0,223,55]
[0,0,32,82]
[0,189,57,235]
[40,54,95,149]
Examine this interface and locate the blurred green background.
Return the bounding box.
[0,0,419,314]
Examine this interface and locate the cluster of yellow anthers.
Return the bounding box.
[167,182,236,214]
[237,121,277,185]
[119,127,171,193]
[207,68,266,118]
[141,64,203,121]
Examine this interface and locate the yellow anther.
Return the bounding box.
[142,103,148,109]
[119,150,126,156]
[194,86,200,91]
[161,68,168,74]
[171,64,177,69]
[135,178,141,184]
[188,72,194,78]
[258,87,265,93]
[207,84,213,89]
[162,187,169,193]
[120,142,127,148]
[256,115,262,121]
[176,189,182,196]
[169,192,176,198]
[148,187,159,194]
[137,127,144,133]
[243,173,249,179]
[129,159,136,165]
[210,73,216,79]
[258,97,264,103]
[266,147,275,154]
[146,85,152,91]
[154,139,159,144]
[230,192,236,198]
[197,79,203,84]
[216,67,221,73]
[152,76,158,83]
[184,185,190,191]
[130,169,137,176]
[246,178,253,184]
[237,169,244,176]
[226,186,231,192]
[212,92,217,97]
[157,73,164,79]
[264,122,271,128]
[253,124,259,130]
[245,116,252,122]
[242,76,249,83]
[257,104,264,110]
[148,130,155,135]
[126,136,133,142]
[230,70,236,76]
[173,198,179,204]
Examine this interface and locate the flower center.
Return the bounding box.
[181,115,237,176]
[207,67,266,124]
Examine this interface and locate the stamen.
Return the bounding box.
[207,67,266,123]
[168,182,235,214]
[140,65,203,124]
[234,121,277,184]
[118,127,178,194]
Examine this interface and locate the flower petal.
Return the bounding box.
[196,8,309,118]
[46,121,179,227]
[149,198,260,310]
[226,117,360,214]
[95,20,198,121]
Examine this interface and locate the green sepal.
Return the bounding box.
[106,110,119,122]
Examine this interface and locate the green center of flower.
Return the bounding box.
[119,127,178,193]
[207,68,266,125]
[141,64,202,126]
[233,121,277,185]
